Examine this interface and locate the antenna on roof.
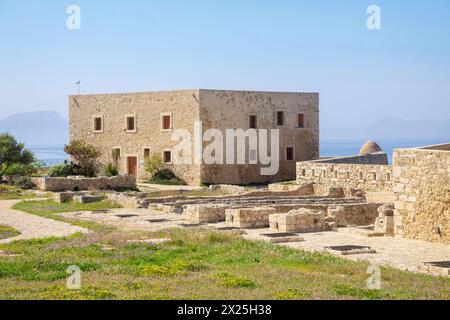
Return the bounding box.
[75,80,81,95]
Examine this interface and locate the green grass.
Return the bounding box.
[0,227,449,300]
[0,185,37,201]
[0,225,20,240]
[12,199,122,233]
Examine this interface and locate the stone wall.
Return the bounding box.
[69,90,202,185]
[31,175,136,192]
[273,202,381,226]
[311,153,388,165]
[393,143,450,244]
[296,161,393,193]
[199,90,319,184]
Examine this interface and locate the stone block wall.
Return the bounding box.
[393,143,450,243]
[31,175,136,192]
[273,202,381,226]
[200,90,319,184]
[296,161,393,193]
[225,207,276,229]
[269,208,332,233]
[184,204,231,223]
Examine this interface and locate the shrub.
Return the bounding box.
[148,169,186,185]
[49,164,73,177]
[144,154,164,177]
[64,140,101,177]
[103,163,119,177]
[3,161,43,182]
[13,176,35,190]
[0,133,35,180]
[153,169,176,180]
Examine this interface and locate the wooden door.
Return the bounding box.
[127,156,138,179]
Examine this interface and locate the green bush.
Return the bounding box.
[0,133,35,181]
[147,169,186,185]
[64,140,101,177]
[103,163,118,177]
[153,169,176,180]
[49,164,73,177]
[13,176,35,190]
[144,154,164,177]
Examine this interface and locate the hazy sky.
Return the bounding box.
[1,0,449,126]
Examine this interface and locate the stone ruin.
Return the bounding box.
[225,207,276,229]
[374,203,395,236]
[269,208,335,233]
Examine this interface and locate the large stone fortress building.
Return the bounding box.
[69,89,319,185]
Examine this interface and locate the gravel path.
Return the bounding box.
[0,199,89,244]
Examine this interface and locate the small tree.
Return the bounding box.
[0,133,35,181]
[144,153,164,177]
[64,140,101,177]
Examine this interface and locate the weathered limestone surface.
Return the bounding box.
[226,207,276,229]
[269,208,333,233]
[296,162,393,193]
[374,204,395,235]
[32,175,136,192]
[393,144,450,244]
[274,203,381,226]
[184,204,231,223]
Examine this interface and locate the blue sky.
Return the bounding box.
[0,0,449,126]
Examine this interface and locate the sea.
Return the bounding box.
[30,140,442,167]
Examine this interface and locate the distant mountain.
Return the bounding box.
[0,111,69,145]
[322,117,450,143]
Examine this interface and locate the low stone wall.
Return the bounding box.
[273,202,382,226]
[393,144,450,243]
[310,152,388,165]
[105,192,149,209]
[31,175,136,192]
[184,204,231,223]
[226,207,276,229]
[269,208,333,233]
[296,161,393,193]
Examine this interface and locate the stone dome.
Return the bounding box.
[359,140,383,156]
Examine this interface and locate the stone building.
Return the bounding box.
[69,89,319,185]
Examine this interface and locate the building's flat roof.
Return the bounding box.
[69,88,319,98]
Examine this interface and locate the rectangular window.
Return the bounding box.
[249,115,257,129]
[162,114,172,130]
[373,173,377,181]
[386,172,391,182]
[301,169,306,176]
[359,171,363,180]
[298,114,305,128]
[126,115,136,132]
[285,146,294,161]
[93,116,103,132]
[143,148,150,158]
[277,111,284,126]
[163,150,172,163]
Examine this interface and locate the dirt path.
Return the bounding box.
[0,199,89,244]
